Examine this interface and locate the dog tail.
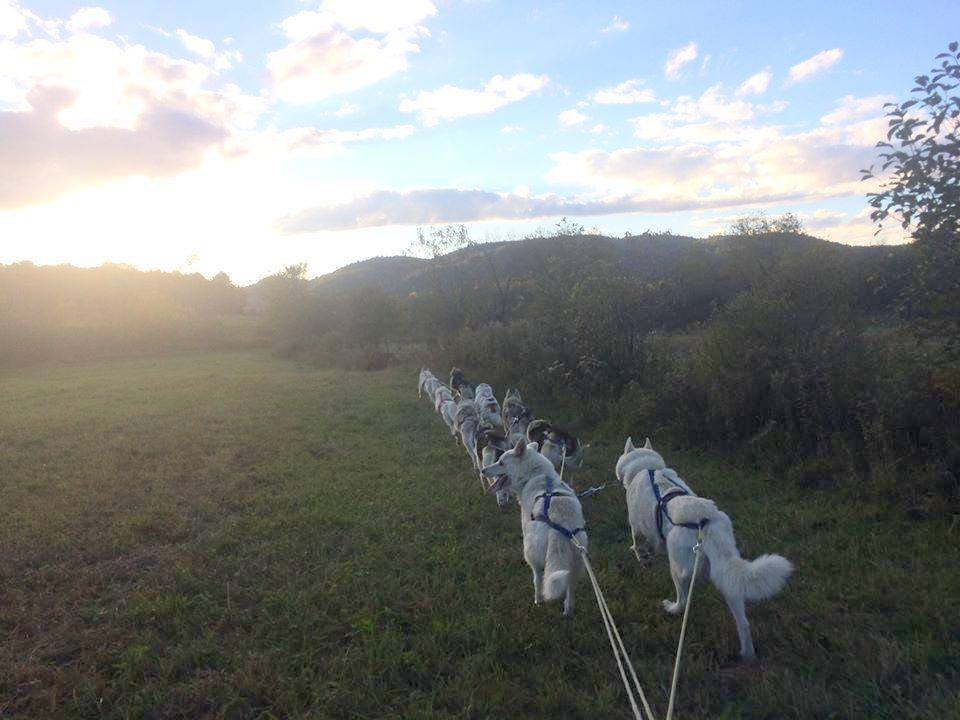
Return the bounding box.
[543,531,583,601]
[669,496,793,602]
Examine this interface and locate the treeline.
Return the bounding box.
[0,262,247,365]
[262,223,958,509]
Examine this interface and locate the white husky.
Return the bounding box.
[482,440,587,616]
[433,385,454,412]
[501,389,531,445]
[418,368,435,398]
[474,382,494,398]
[454,400,481,469]
[438,399,458,435]
[616,438,793,660]
[476,424,512,507]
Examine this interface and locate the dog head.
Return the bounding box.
[615,436,663,486]
[481,439,549,496]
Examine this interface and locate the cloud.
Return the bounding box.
[787,48,843,84]
[277,188,654,232]
[548,118,882,208]
[736,69,772,97]
[175,28,214,59]
[284,123,415,152]
[0,86,225,209]
[399,73,549,126]
[174,28,242,70]
[500,124,521,133]
[267,0,436,103]
[665,41,697,78]
[334,101,358,117]
[601,15,629,33]
[558,108,587,126]
[0,7,265,209]
[67,7,111,34]
[631,84,762,143]
[821,94,894,124]
[592,79,655,105]
[590,124,606,135]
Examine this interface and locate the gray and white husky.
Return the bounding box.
[418,368,435,399]
[476,424,512,506]
[482,440,587,616]
[454,399,481,469]
[527,419,583,481]
[616,437,793,660]
[501,389,531,446]
[433,385,454,412]
[438,399,458,436]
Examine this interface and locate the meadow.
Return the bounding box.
[1,351,957,719]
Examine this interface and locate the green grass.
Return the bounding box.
[1,351,957,719]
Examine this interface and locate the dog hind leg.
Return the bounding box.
[532,568,544,605]
[725,594,755,661]
[663,556,691,615]
[563,582,575,617]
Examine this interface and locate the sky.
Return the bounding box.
[0,0,955,284]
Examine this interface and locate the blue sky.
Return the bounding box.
[0,0,955,283]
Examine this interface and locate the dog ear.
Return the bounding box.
[513,438,526,455]
[625,437,635,453]
[486,474,510,495]
[643,437,652,449]
[528,441,539,453]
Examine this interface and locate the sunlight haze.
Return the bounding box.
[1,0,953,283]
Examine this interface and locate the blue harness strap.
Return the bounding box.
[648,468,708,541]
[530,476,586,541]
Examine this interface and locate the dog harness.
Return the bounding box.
[648,468,708,541]
[530,476,586,541]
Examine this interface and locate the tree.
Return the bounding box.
[862,42,960,325]
[409,224,474,259]
[862,41,960,236]
[554,217,585,236]
[727,212,804,236]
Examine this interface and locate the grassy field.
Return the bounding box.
[1,351,957,719]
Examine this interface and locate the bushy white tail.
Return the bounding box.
[668,495,793,602]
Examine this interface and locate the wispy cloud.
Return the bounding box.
[399,73,549,126]
[601,15,629,33]
[267,0,437,103]
[787,48,843,84]
[592,79,656,105]
[175,28,241,69]
[820,94,893,124]
[736,69,772,97]
[67,7,111,34]
[558,108,587,126]
[665,41,698,78]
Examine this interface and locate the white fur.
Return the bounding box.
[482,441,586,616]
[454,400,481,470]
[423,377,441,402]
[616,437,793,660]
[418,368,435,399]
[480,444,512,508]
[439,399,458,435]
[433,385,454,412]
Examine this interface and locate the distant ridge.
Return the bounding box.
[259,232,909,299]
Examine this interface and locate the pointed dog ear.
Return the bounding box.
[528,441,539,453]
[514,438,526,455]
[625,437,635,453]
[643,437,653,449]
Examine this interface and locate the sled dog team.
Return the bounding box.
[418,367,793,661]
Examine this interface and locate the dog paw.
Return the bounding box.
[662,599,682,615]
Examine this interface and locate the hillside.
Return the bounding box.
[280,232,913,306]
